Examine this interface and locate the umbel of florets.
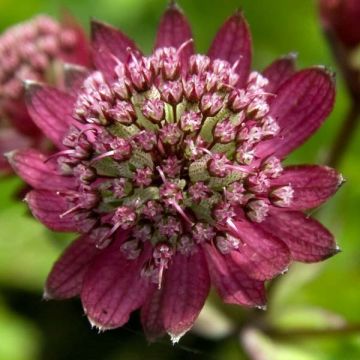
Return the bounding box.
[53,48,288,284]
[0,14,89,173]
[0,15,87,104]
[8,3,342,342]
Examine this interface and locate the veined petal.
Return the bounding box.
[271,165,344,210]
[263,53,297,94]
[7,148,76,191]
[208,11,252,88]
[162,249,210,342]
[141,249,209,343]
[25,190,95,232]
[141,288,166,342]
[204,244,266,307]
[256,67,335,159]
[91,20,141,80]
[228,217,291,280]
[25,83,76,149]
[45,234,100,299]
[260,209,339,263]
[154,3,194,64]
[81,239,153,330]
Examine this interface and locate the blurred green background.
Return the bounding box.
[0,0,359,359]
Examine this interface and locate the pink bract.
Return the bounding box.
[8,4,342,342]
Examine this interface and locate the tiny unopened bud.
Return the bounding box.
[133,130,157,151]
[247,172,270,193]
[141,98,164,122]
[188,182,211,202]
[236,145,255,165]
[158,217,182,237]
[189,54,211,74]
[108,100,136,124]
[228,88,251,112]
[270,185,294,207]
[154,47,181,80]
[247,97,270,118]
[213,201,236,224]
[247,71,269,90]
[134,167,153,187]
[216,234,240,254]
[110,138,132,161]
[200,92,223,116]
[73,164,96,184]
[208,153,230,177]
[180,110,202,132]
[162,156,181,178]
[261,156,283,178]
[183,74,205,102]
[158,79,183,104]
[246,200,269,223]
[127,56,153,91]
[214,119,237,142]
[192,223,216,244]
[112,178,127,198]
[159,124,182,145]
[112,206,137,229]
[261,116,280,137]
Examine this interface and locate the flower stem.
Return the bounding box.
[326,103,360,168]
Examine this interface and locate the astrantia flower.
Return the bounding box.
[8,4,342,342]
[0,15,89,172]
[319,0,360,50]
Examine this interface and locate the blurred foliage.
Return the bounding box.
[0,0,359,359]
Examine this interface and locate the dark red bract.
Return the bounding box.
[8,4,342,342]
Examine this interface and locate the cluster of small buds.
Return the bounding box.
[0,16,80,102]
[50,44,295,287]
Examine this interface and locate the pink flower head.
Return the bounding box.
[319,0,360,49]
[8,4,342,342]
[0,14,89,172]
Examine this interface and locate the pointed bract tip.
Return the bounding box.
[87,315,108,333]
[313,65,336,83]
[169,329,188,344]
[283,52,298,61]
[3,150,17,163]
[23,79,43,91]
[42,287,54,301]
[63,62,88,73]
[167,0,179,10]
[90,18,119,38]
[334,245,342,254]
[337,173,346,187]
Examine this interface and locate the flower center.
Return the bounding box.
[54,47,293,287]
